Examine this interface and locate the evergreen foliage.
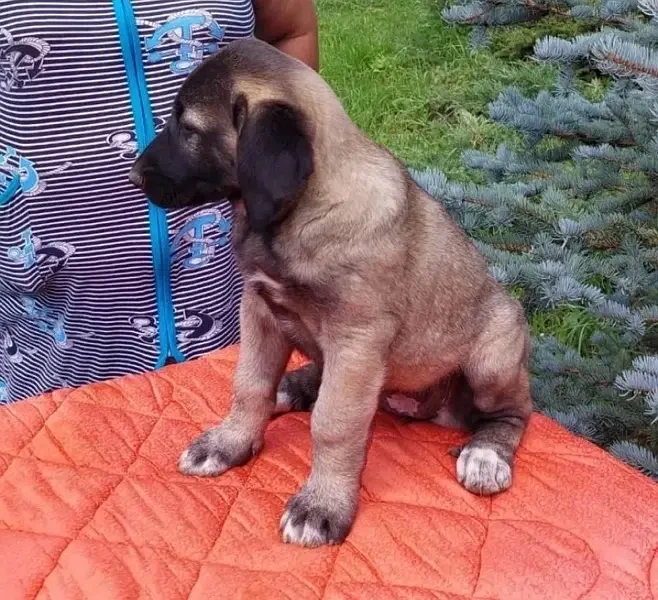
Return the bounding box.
[419,0,658,478]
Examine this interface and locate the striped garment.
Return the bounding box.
[0,1,256,403]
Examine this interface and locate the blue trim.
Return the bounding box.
[0,175,20,206]
[112,0,185,366]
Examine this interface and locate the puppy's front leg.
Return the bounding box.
[280,337,387,548]
[179,289,292,476]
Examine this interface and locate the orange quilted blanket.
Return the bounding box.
[1,345,657,600]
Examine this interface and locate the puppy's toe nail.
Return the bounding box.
[495,463,512,487]
[281,518,300,545]
[448,445,463,459]
[279,509,291,532]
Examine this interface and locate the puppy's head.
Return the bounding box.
[129,38,314,232]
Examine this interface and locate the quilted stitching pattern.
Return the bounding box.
[1,345,657,600]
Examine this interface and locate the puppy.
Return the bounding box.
[129,38,532,548]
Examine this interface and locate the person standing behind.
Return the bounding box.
[0,1,319,403]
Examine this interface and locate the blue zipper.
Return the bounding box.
[112,0,184,367]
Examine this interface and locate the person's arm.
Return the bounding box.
[252,0,319,71]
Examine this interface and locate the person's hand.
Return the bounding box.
[253,0,319,71]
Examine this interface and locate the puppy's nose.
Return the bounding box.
[128,163,145,189]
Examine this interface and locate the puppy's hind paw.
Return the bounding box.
[274,365,320,416]
[456,445,512,496]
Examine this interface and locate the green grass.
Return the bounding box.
[530,306,620,357]
[316,0,559,177]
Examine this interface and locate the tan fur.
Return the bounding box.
[131,38,533,548]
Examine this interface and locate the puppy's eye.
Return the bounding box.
[179,122,200,142]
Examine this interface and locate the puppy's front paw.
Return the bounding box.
[279,487,355,548]
[178,425,261,477]
[456,445,512,495]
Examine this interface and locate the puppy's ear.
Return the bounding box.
[237,101,314,232]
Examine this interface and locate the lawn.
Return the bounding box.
[316,0,559,177]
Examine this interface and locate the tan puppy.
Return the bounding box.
[129,38,532,548]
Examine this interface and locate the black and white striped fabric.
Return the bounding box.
[0,1,256,403]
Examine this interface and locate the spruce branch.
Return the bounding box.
[610,441,658,479]
[591,33,658,89]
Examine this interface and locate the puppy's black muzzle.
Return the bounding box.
[130,133,238,210]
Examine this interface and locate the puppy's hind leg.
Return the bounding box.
[274,362,322,415]
[457,299,532,495]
